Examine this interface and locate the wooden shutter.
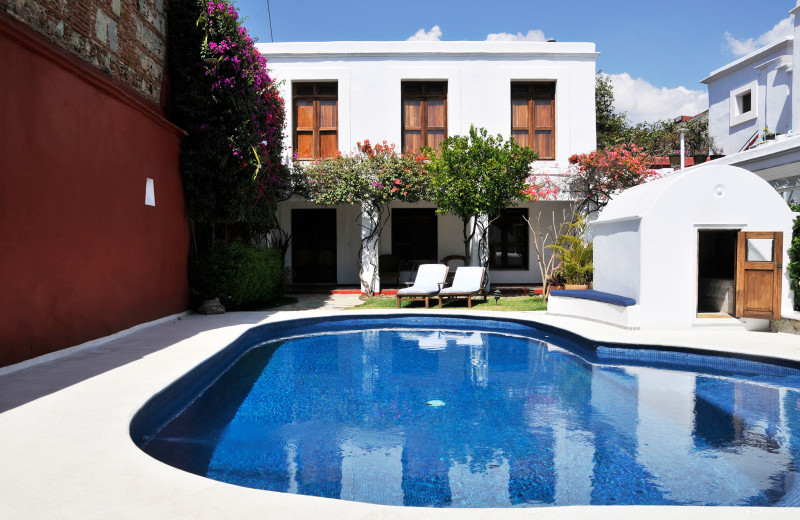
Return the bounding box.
[426,98,446,150]
[735,231,783,320]
[295,100,315,159]
[511,82,555,159]
[402,82,447,153]
[319,99,338,158]
[511,99,530,147]
[533,98,554,159]
[293,83,338,159]
[403,99,422,153]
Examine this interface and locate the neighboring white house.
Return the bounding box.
[701,1,800,203]
[256,41,598,290]
[549,164,795,330]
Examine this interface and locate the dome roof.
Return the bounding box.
[593,164,790,225]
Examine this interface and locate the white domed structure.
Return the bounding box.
[549,164,796,330]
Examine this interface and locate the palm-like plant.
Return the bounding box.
[548,215,593,285]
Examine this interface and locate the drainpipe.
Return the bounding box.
[791,1,800,135]
[679,128,686,171]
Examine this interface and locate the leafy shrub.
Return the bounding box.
[789,203,800,311]
[189,242,284,310]
[547,215,593,285]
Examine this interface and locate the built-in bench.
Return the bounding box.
[549,289,636,307]
[547,289,640,329]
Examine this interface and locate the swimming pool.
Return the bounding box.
[132,315,800,507]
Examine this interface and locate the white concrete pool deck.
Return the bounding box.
[2,298,800,519]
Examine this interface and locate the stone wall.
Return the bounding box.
[2,0,167,103]
[770,318,800,335]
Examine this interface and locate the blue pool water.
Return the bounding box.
[135,316,800,507]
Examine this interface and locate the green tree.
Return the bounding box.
[299,141,429,295]
[594,72,719,156]
[595,72,629,150]
[626,117,720,157]
[427,125,538,266]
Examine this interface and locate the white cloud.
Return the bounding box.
[607,73,708,124]
[485,29,547,42]
[724,16,793,56]
[407,25,442,41]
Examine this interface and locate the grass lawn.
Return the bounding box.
[354,294,547,311]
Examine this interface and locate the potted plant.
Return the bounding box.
[547,215,593,290]
[547,269,566,292]
[668,151,682,168]
[691,151,708,164]
[765,126,776,141]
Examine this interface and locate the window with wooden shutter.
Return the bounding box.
[293,82,338,159]
[402,82,447,153]
[511,82,555,160]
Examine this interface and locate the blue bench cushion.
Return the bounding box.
[549,289,636,307]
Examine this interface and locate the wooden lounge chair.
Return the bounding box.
[440,255,467,285]
[438,266,486,308]
[396,264,449,308]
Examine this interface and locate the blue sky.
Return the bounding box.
[235,0,795,124]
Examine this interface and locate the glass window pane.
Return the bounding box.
[489,209,528,269]
[746,238,774,262]
[294,84,313,96]
[507,221,527,267]
[317,83,337,96]
[392,209,437,261]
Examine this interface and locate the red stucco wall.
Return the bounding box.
[0,15,189,367]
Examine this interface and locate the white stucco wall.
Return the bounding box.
[257,41,598,169]
[592,217,641,300]
[263,41,598,287]
[592,165,794,329]
[703,38,793,155]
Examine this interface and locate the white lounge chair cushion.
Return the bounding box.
[439,267,485,295]
[397,264,448,295]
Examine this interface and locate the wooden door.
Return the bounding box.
[735,232,783,320]
[291,209,337,284]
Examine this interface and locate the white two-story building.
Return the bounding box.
[702,1,800,203]
[257,40,598,290]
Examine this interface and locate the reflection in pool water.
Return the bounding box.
[141,327,800,507]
